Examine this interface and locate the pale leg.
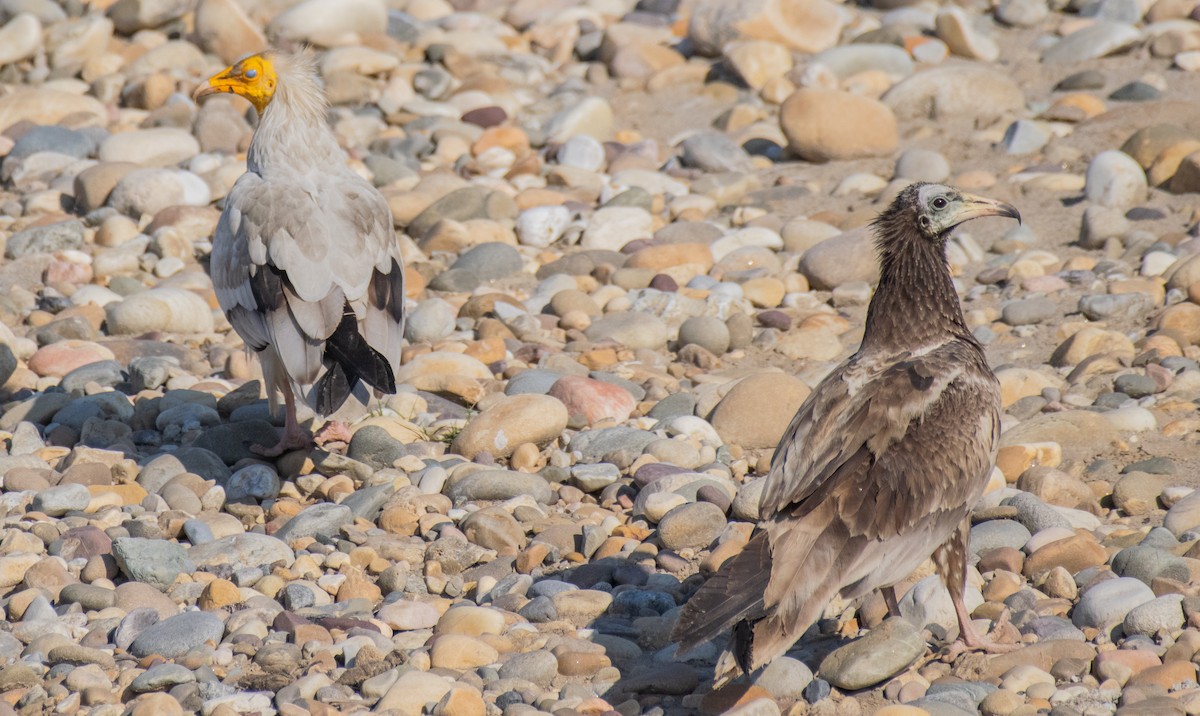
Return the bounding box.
[251,379,312,457]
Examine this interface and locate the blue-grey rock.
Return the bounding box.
[404,297,456,344]
[59,584,115,611]
[446,469,553,504]
[452,242,523,280]
[1023,615,1085,641]
[1072,577,1155,631]
[1123,594,1185,637]
[1079,0,1141,22]
[188,533,295,571]
[182,519,214,545]
[498,648,559,686]
[820,617,926,690]
[139,448,231,490]
[568,426,658,464]
[610,590,674,617]
[1042,21,1141,64]
[340,482,396,521]
[112,537,195,590]
[1112,545,1190,586]
[115,608,160,651]
[923,682,997,712]
[223,463,280,502]
[1078,293,1152,321]
[190,421,280,465]
[506,369,565,395]
[1001,297,1056,326]
[273,503,353,543]
[754,656,814,700]
[280,583,318,610]
[129,611,224,659]
[60,360,125,393]
[970,519,1032,554]
[518,595,559,622]
[129,662,195,692]
[128,356,174,391]
[680,131,754,173]
[428,268,481,292]
[8,126,94,161]
[1112,83,1162,104]
[32,483,91,516]
[1114,374,1157,398]
[348,426,407,471]
[1001,493,1071,533]
[1001,120,1051,155]
[53,392,133,431]
[647,391,697,421]
[6,220,85,258]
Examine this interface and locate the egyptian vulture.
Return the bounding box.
[673,183,1021,684]
[195,51,404,455]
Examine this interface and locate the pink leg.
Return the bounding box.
[313,420,353,446]
[251,381,312,457]
[936,520,1020,659]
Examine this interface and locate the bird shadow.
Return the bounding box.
[508,552,848,712]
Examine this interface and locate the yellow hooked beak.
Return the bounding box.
[193,66,242,102]
[193,54,276,114]
[951,193,1022,225]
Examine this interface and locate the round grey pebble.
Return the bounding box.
[678,315,731,355]
[348,426,408,470]
[1123,594,1184,637]
[894,149,950,183]
[1072,577,1155,631]
[680,130,754,173]
[129,611,224,659]
[970,519,1032,554]
[32,483,91,516]
[405,297,457,344]
[657,501,726,550]
[1001,297,1056,326]
[273,503,353,542]
[1114,373,1157,398]
[451,242,523,281]
[498,648,559,686]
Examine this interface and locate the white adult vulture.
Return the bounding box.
[195,50,404,455]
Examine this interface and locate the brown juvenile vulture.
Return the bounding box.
[673,182,1021,684]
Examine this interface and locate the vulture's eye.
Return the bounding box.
[245,69,258,79]
[931,196,948,210]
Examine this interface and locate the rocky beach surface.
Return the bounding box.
[6,0,1200,714]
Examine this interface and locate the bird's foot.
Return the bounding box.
[939,636,1021,662]
[939,617,1022,662]
[313,420,353,447]
[249,427,313,457]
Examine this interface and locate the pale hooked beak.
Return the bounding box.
[953,193,1022,225]
[192,67,238,102]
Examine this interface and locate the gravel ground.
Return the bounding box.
[5,0,1200,715]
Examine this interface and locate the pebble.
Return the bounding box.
[1043,21,1142,62]
[658,502,727,550]
[1085,150,1148,207]
[781,89,899,162]
[1072,577,1156,632]
[820,618,927,690]
[128,611,224,659]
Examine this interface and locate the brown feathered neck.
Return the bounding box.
[860,203,976,353]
